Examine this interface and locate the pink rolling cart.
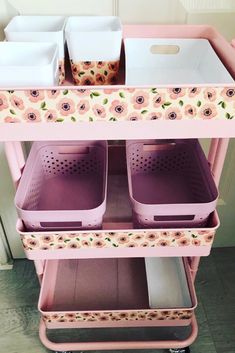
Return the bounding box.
[1,24,235,353]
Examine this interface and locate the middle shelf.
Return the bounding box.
[16,142,219,259]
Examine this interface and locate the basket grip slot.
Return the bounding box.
[150,45,180,55]
[58,146,89,154]
[154,215,195,221]
[40,221,82,229]
[143,142,176,152]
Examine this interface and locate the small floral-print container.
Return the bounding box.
[0,42,59,87]
[65,16,122,85]
[4,16,66,84]
[124,38,234,85]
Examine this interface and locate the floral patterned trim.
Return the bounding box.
[42,309,193,324]
[70,60,120,85]
[0,86,234,123]
[20,229,216,251]
[59,59,65,85]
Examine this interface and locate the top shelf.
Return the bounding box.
[0,24,235,141]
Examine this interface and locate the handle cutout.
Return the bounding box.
[40,221,82,229]
[154,215,194,221]
[143,142,176,152]
[150,45,180,55]
[58,146,89,155]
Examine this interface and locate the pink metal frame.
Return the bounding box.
[39,315,198,351]
[16,242,219,259]
[3,136,228,352]
[211,139,230,186]
[1,24,233,351]
[4,142,25,188]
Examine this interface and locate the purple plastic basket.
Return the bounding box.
[126,139,218,228]
[15,141,108,231]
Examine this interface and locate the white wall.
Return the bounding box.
[1,0,234,39]
[181,0,235,41]
[7,0,114,15]
[0,0,19,39]
[0,0,187,37]
[118,0,186,24]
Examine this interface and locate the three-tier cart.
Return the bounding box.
[1,24,235,353]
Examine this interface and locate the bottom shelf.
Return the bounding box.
[40,316,197,351]
[39,257,197,329]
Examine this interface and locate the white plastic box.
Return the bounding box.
[65,16,122,85]
[0,42,59,87]
[124,38,234,85]
[145,258,192,308]
[4,16,66,83]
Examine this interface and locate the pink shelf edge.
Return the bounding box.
[17,210,220,260]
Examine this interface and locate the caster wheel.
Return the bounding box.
[169,348,190,353]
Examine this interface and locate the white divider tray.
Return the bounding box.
[145,257,192,308]
[0,42,59,87]
[4,15,66,62]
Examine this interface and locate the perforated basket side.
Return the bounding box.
[127,140,194,175]
[15,141,108,230]
[38,142,105,179]
[126,139,218,224]
[15,142,47,212]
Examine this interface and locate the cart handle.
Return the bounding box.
[39,315,198,351]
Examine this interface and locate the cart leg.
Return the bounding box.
[210,138,230,186]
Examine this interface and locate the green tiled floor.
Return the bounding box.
[0,248,234,353]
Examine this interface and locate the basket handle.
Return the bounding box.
[40,221,82,230]
[143,141,176,152]
[154,215,195,222]
[58,146,90,154]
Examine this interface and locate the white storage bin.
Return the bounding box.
[65,16,122,85]
[0,42,59,87]
[4,16,66,58]
[145,258,192,309]
[4,16,66,83]
[124,38,234,85]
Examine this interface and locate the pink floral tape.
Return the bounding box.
[20,229,215,251]
[0,86,234,123]
[43,309,193,324]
